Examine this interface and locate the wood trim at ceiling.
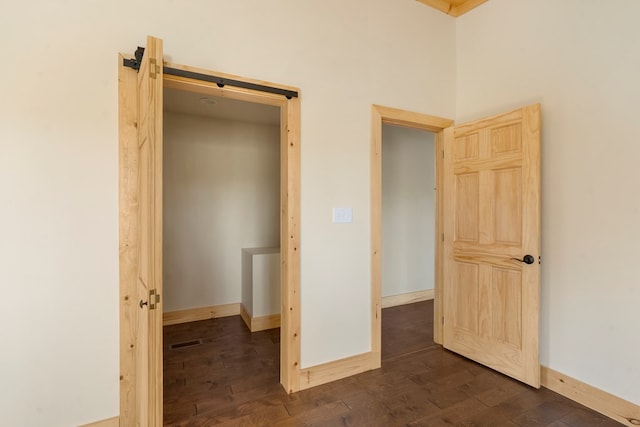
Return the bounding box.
[416,0,488,17]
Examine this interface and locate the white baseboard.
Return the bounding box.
[163,303,240,326]
[541,366,640,427]
[381,289,434,308]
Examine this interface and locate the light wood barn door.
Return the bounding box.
[136,35,164,425]
[443,104,541,387]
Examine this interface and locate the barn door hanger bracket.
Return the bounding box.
[122,46,145,71]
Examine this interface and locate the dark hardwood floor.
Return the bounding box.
[164,301,621,426]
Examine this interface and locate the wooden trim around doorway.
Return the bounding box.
[370,104,453,359]
[118,56,302,425]
[162,64,302,394]
[118,54,139,426]
[161,64,301,393]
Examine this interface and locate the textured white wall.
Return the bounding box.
[163,112,280,312]
[456,0,640,405]
[0,1,455,425]
[382,125,435,297]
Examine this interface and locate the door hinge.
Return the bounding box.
[149,289,161,310]
[149,58,160,79]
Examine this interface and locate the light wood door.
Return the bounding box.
[443,104,541,387]
[136,35,164,425]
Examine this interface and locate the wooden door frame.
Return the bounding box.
[119,55,302,425]
[370,105,453,361]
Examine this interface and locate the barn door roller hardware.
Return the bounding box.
[123,47,298,99]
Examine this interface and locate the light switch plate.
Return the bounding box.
[333,207,353,223]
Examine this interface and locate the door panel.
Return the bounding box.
[455,172,479,241]
[136,35,164,425]
[444,104,541,387]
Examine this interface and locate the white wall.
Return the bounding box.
[381,125,435,297]
[456,0,640,405]
[163,112,280,312]
[0,1,455,425]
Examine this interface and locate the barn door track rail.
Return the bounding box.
[123,47,298,99]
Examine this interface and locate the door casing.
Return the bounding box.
[370,104,453,361]
[119,53,302,426]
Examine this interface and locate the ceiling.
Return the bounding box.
[164,87,280,125]
[416,0,487,17]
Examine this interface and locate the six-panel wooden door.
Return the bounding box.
[443,104,541,387]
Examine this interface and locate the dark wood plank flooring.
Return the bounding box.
[164,301,621,426]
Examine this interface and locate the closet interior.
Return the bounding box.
[163,87,282,332]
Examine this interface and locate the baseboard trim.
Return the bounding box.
[239,304,252,330]
[163,303,240,326]
[382,289,434,309]
[299,351,379,390]
[240,304,280,332]
[78,416,119,427]
[541,366,640,427]
[252,313,280,331]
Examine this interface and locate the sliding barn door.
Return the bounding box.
[443,104,541,387]
[136,35,164,425]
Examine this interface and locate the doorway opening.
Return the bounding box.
[118,38,301,425]
[370,105,453,366]
[162,88,283,420]
[380,124,438,361]
[371,103,542,388]
[162,88,281,325]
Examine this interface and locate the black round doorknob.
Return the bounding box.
[512,255,536,264]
